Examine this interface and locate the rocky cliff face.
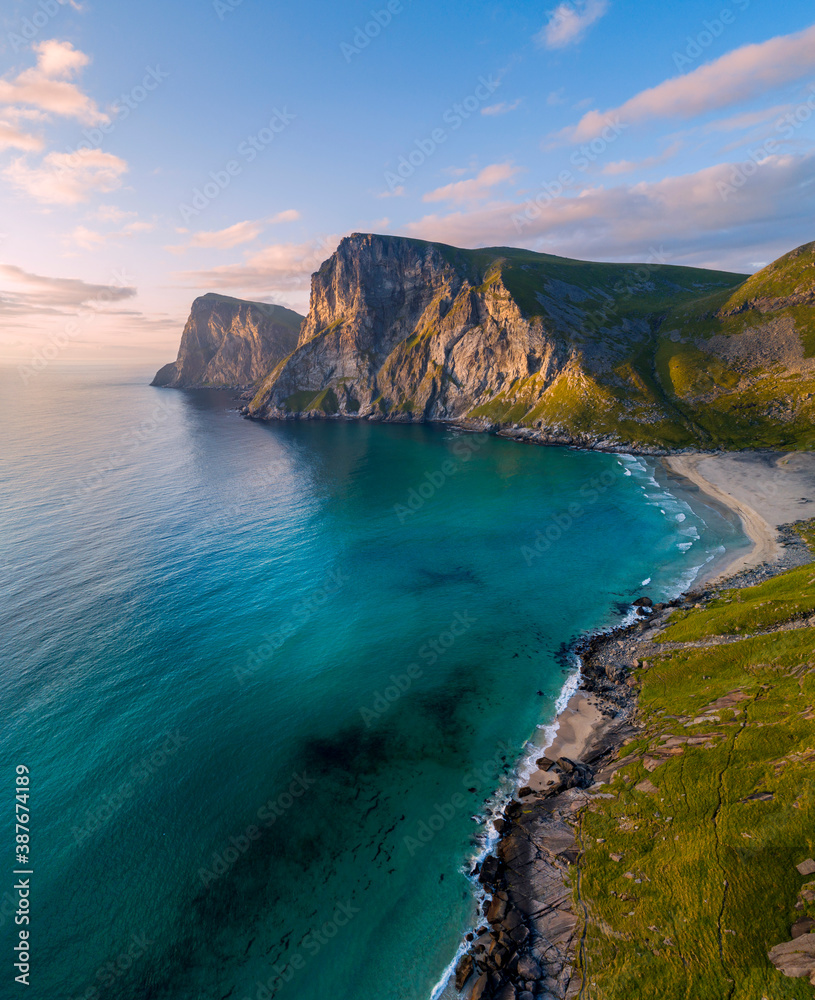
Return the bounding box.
[214,233,815,451]
[248,234,761,449]
[152,293,303,389]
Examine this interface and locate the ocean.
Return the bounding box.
[0,364,748,1000]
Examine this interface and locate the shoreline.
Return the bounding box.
[663,453,782,585]
[442,450,815,1000]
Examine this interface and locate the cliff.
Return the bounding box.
[247,234,815,451]
[152,293,303,389]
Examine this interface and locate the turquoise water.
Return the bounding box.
[0,365,747,1000]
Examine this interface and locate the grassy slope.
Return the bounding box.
[653,243,815,450]
[268,235,815,450]
[575,521,815,998]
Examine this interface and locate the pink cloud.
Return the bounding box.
[4,148,127,204]
[401,152,815,270]
[423,162,522,205]
[535,0,609,50]
[0,40,108,126]
[556,23,815,143]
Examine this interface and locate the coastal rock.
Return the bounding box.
[517,954,543,980]
[152,293,302,389]
[245,234,815,451]
[455,953,475,991]
[470,972,491,1000]
[487,896,508,924]
[480,855,502,886]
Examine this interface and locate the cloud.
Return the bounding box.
[4,148,127,204]
[92,204,138,223]
[601,140,684,176]
[0,264,136,315]
[269,208,301,223]
[377,185,405,198]
[401,152,815,271]
[536,0,609,50]
[481,99,522,116]
[0,40,108,126]
[702,104,792,134]
[67,220,154,251]
[0,119,43,151]
[557,23,815,143]
[423,162,522,205]
[166,220,265,255]
[174,236,344,299]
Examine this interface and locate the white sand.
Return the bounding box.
[665,452,815,584]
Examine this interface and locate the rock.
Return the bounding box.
[556,757,594,789]
[470,972,491,1000]
[494,985,517,1000]
[610,853,623,862]
[152,294,302,389]
[516,954,543,980]
[455,953,475,991]
[633,597,653,607]
[505,800,522,819]
[769,932,815,982]
[518,786,534,798]
[487,896,508,924]
[494,818,508,834]
[793,919,815,939]
[510,924,530,946]
[797,859,815,875]
[243,232,795,449]
[518,993,535,1000]
[480,856,501,885]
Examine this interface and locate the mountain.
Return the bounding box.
[246,234,815,451]
[152,293,303,389]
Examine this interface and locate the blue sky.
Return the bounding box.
[1,0,814,363]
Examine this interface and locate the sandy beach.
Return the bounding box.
[665,451,815,584]
[524,691,606,794]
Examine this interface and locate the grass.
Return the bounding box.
[254,235,815,450]
[575,520,815,998]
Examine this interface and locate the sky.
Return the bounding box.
[1,0,814,365]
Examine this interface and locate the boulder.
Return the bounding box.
[471,972,492,1000]
[455,953,475,991]
[480,855,502,885]
[797,859,815,876]
[769,932,815,982]
[487,896,508,924]
[633,597,653,607]
[517,954,543,979]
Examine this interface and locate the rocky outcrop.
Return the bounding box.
[152,293,303,389]
[243,234,815,451]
